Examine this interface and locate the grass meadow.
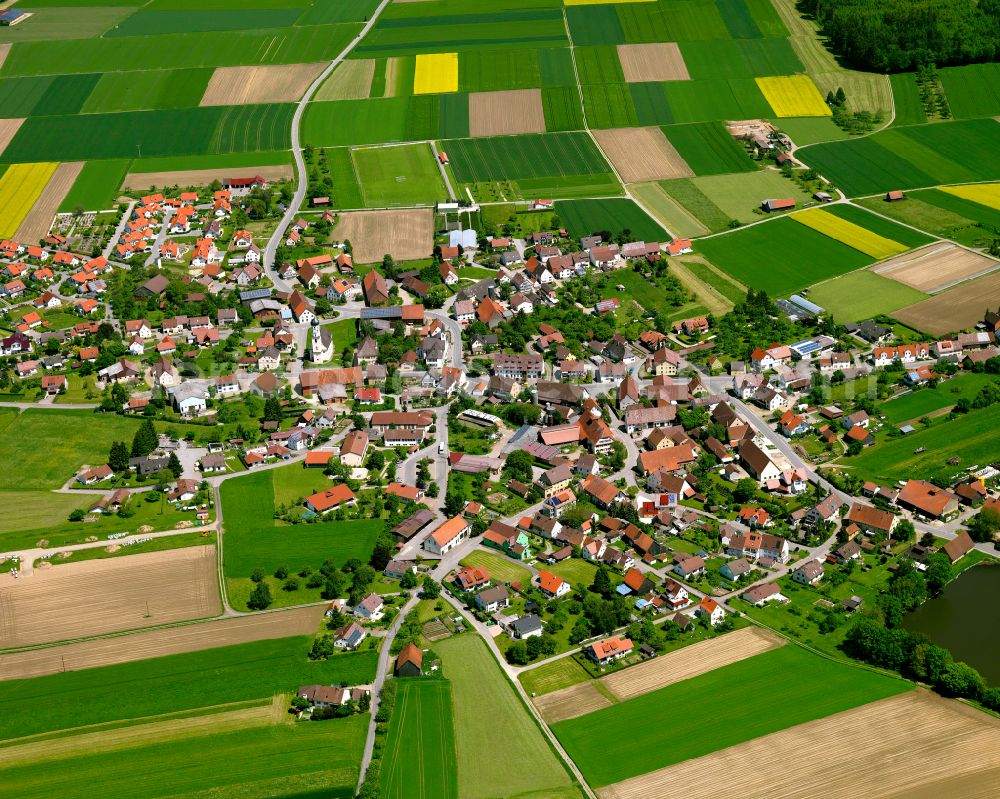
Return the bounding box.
[353,144,446,207]
[552,646,907,787]
[856,192,1000,249]
[667,170,811,230]
[435,635,580,799]
[380,680,458,799]
[519,656,591,697]
[662,121,757,176]
[59,159,131,211]
[558,198,665,241]
[0,636,376,741]
[880,374,998,425]
[459,550,532,586]
[807,269,925,323]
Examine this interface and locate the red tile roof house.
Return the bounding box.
[304,484,356,514]
[454,565,491,591]
[586,636,634,665]
[537,569,570,598]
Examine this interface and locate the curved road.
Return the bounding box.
[263,0,394,291]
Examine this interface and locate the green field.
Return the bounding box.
[0,636,376,742]
[799,119,1000,196]
[821,202,936,249]
[0,408,139,491]
[558,198,665,241]
[0,104,293,163]
[81,68,213,113]
[304,95,469,147]
[880,375,999,425]
[663,122,757,176]
[0,73,100,117]
[939,63,1000,120]
[807,269,926,323]
[629,180,710,237]
[59,159,132,212]
[0,720,368,799]
[667,170,812,230]
[662,78,773,124]
[353,143,447,207]
[888,73,928,127]
[107,8,302,37]
[856,192,1000,249]
[435,635,579,799]
[774,115,850,145]
[546,557,599,587]
[446,132,613,184]
[381,680,458,799]
[0,6,132,42]
[680,257,747,303]
[129,149,291,173]
[518,656,591,697]
[696,216,874,296]
[846,402,1000,483]
[459,550,532,586]
[553,646,907,788]
[220,465,381,581]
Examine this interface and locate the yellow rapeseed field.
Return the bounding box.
[413,52,458,95]
[793,208,907,260]
[756,75,831,117]
[0,161,58,238]
[940,183,1000,211]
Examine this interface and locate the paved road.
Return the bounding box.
[429,140,456,200]
[263,0,394,290]
[103,201,136,260]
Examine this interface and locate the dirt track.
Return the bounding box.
[121,164,292,191]
[334,208,433,263]
[593,127,694,183]
[200,62,327,106]
[0,603,324,680]
[598,691,1000,799]
[0,547,219,649]
[15,161,83,241]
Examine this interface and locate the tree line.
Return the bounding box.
[800,0,1000,71]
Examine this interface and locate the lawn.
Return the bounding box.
[807,269,926,323]
[221,465,382,586]
[0,717,368,799]
[552,646,908,787]
[434,635,579,799]
[380,680,458,799]
[0,6,131,42]
[353,143,447,207]
[696,216,874,296]
[519,656,591,697]
[0,636,376,742]
[0,409,140,491]
[459,549,531,586]
[845,401,1000,483]
[546,557,598,587]
[558,198,665,241]
[324,318,358,352]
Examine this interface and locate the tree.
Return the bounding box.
[420,575,441,598]
[733,478,758,504]
[503,449,534,483]
[68,508,86,522]
[425,481,439,498]
[275,564,289,579]
[131,418,158,458]
[108,440,129,472]
[608,439,626,470]
[937,661,985,700]
[925,552,952,597]
[247,581,273,610]
[506,641,529,665]
[262,396,282,422]
[167,452,182,479]
[591,568,612,598]
[400,570,418,590]
[283,576,300,592]
[968,506,1000,543]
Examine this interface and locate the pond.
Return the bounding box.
[904,562,1000,683]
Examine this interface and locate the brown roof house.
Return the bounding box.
[395,642,423,677]
[362,270,389,306]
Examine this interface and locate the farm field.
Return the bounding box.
[593,126,692,183]
[333,208,433,263]
[434,634,580,799]
[939,183,1000,212]
[821,202,936,249]
[671,256,745,310]
[200,62,327,106]
[857,193,1000,250]
[0,713,368,799]
[791,207,908,260]
[798,119,1000,196]
[0,605,326,680]
[519,656,591,697]
[58,159,131,211]
[82,68,213,114]
[0,547,219,649]
[552,645,908,788]
[629,180,708,237]
[807,269,926,322]
[0,161,58,237]
[696,216,874,296]
[880,374,999,425]
[316,58,376,101]
[667,170,811,230]
[938,63,1000,120]
[14,160,82,241]
[892,269,1000,336]
[756,75,830,117]
[661,122,756,176]
[220,465,381,588]
[469,88,545,136]
[380,680,458,799]
[872,242,998,294]
[558,198,665,241]
[352,144,447,207]
[599,691,1000,799]
[121,163,293,191]
[0,635,376,741]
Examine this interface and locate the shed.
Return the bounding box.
[395,643,423,677]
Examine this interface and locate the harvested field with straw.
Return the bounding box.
[598,691,1000,799]
[534,680,612,724]
[593,127,693,183]
[874,242,998,292]
[469,89,545,137]
[893,268,1000,335]
[121,164,292,191]
[14,161,82,241]
[334,208,432,263]
[0,118,23,158]
[200,62,326,106]
[316,58,375,101]
[603,627,782,699]
[617,43,689,83]
[0,604,324,680]
[0,547,219,649]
